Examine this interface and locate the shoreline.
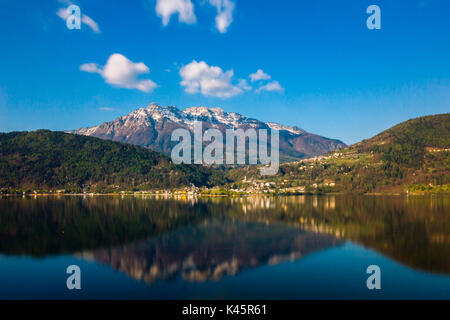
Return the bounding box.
[2,191,449,197]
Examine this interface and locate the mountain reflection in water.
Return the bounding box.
[79,222,341,284]
[0,195,449,286]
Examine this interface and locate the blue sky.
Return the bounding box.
[0,0,449,144]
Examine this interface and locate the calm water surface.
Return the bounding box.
[0,195,449,299]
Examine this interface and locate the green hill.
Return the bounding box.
[356,113,450,167]
[0,130,226,193]
[225,114,450,194]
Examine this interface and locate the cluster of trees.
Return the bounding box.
[408,184,450,193]
[0,130,228,192]
[367,113,449,168]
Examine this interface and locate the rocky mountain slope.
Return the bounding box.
[71,103,346,162]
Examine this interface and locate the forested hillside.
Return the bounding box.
[226,114,450,194]
[0,130,227,192]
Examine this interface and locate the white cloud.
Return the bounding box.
[153,0,234,32]
[249,69,271,82]
[99,107,115,111]
[208,0,235,33]
[249,69,283,93]
[237,79,252,91]
[56,3,101,33]
[180,60,243,98]
[155,0,196,26]
[80,53,158,93]
[256,80,284,93]
[79,63,101,73]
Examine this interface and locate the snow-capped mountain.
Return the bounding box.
[71,103,346,161]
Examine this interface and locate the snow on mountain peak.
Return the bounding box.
[265,122,304,135]
[146,102,161,110]
[76,104,305,135]
[184,106,214,116]
[210,107,224,115]
[182,106,253,128]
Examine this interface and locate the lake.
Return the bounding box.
[0,195,449,299]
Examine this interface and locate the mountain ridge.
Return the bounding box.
[71,103,346,161]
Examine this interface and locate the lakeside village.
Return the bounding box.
[1,178,334,197]
[2,150,448,196]
[0,150,345,197]
[0,152,350,196]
